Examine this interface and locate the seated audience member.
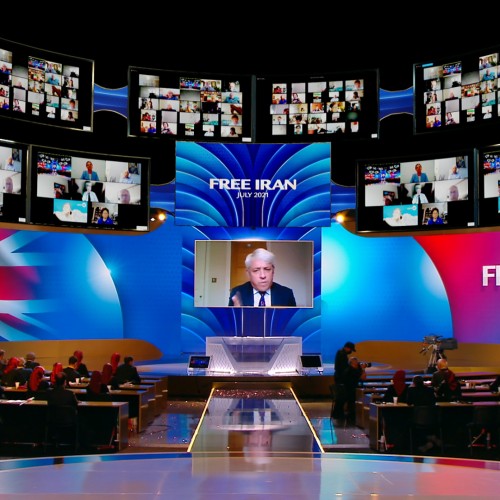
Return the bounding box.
[0,349,7,375]
[12,357,33,386]
[50,362,63,386]
[382,370,409,403]
[86,370,110,400]
[73,350,90,378]
[114,356,141,385]
[24,352,40,370]
[380,371,410,452]
[46,372,79,408]
[110,352,121,375]
[407,375,441,453]
[1,357,20,386]
[407,375,436,406]
[431,359,462,401]
[62,355,81,383]
[27,365,50,398]
[101,363,114,387]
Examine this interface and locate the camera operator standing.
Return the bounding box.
[342,357,367,424]
[332,341,356,419]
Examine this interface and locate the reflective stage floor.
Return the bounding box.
[1,366,499,497]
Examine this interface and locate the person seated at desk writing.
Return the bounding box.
[113,356,141,386]
[228,248,296,307]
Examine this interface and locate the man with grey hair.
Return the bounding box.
[228,247,296,307]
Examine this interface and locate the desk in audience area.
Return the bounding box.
[0,399,129,452]
[368,401,500,453]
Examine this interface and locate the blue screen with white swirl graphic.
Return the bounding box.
[175,142,332,227]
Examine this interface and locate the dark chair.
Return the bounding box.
[467,405,498,457]
[409,405,444,455]
[44,405,79,454]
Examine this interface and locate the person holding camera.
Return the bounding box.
[332,341,356,418]
[339,357,367,423]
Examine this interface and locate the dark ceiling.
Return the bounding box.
[1,26,500,186]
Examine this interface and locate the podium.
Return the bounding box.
[206,336,302,375]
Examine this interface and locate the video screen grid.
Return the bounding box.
[414,49,500,133]
[129,68,251,140]
[0,38,93,130]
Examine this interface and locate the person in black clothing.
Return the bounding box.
[407,375,436,406]
[341,357,367,423]
[73,350,90,379]
[332,341,356,418]
[46,372,79,408]
[113,356,141,386]
[62,355,81,383]
[407,374,440,453]
[12,357,33,386]
[24,352,40,370]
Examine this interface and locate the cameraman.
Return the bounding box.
[341,357,367,424]
[332,341,356,419]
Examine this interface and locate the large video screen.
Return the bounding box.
[0,37,94,131]
[194,240,314,309]
[254,69,379,142]
[356,150,476,233]
[414,47,500,134]
[478,145,500,227]
[30,145,150,232]
[0,139,27,223]
[128,67,252,141]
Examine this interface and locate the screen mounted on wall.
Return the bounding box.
[478,145,500,227]
[0,138,27,223]
[30,145,150,232]
[356,150,476,233]
[414,47,500,134]
[128,67,252,141]
[0,37,94,131]
[194,240,314,309]
[254,69,379,142]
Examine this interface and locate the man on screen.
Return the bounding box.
[228,248,296,307]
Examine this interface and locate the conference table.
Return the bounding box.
[0,399,129,452]
[368,400,500,453]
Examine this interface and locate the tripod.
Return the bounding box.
[420,336,447,373]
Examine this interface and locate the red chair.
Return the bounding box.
[110,353,120,375]
[50,362,63,385]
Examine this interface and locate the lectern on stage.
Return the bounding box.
[206,337,302,375]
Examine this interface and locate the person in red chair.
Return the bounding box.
[1,357,20,387]
[110,353,121,376]
[50,362,63,386]
[86,370,110,401]
[101,363,114,387]
[27,365,50,398]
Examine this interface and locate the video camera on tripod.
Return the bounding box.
[420,335,458,373]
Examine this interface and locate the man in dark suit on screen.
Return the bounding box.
[228,248,296,307]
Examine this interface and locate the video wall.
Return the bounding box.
[0,37,94,131]
[254,69,379,142]
[0,139,151,232]
[356,151,476,233]
[414,46,500,134]
[128,67,253,141]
